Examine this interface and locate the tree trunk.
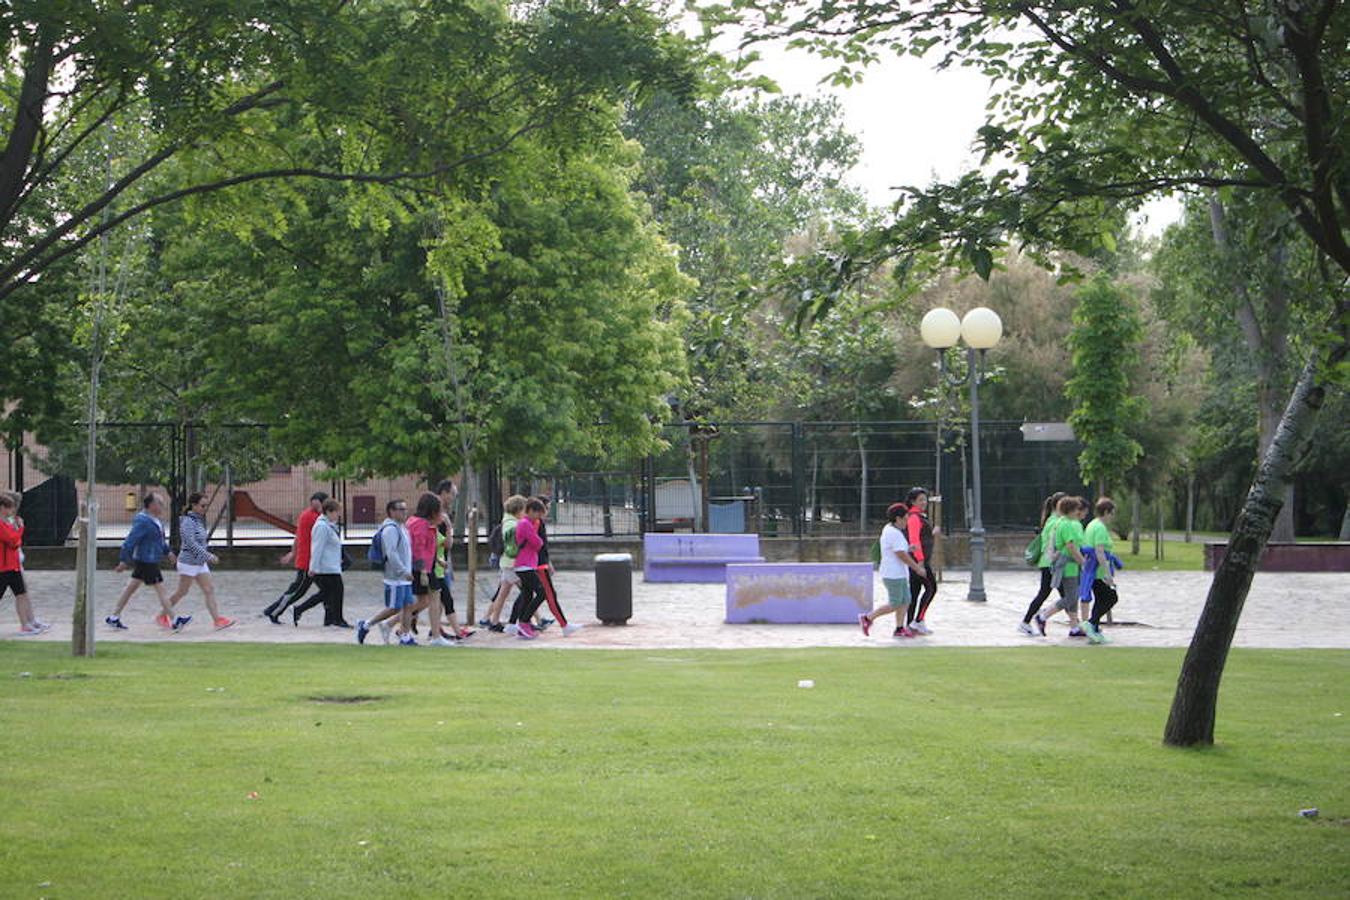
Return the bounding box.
[1185,470,1195,543]
[1131,492,1141,556]
[1339,503,1350,542]
[1259,389,1297,543]
[1164,352,1334,746]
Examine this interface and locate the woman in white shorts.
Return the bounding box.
[167,492,234,631]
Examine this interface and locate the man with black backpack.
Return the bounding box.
[355,499,415,646]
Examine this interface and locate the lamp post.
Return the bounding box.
[920,306,1003,602]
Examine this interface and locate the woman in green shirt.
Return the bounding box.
[1080,498,1119,644]
[1020,492,1067,636]
[1035,496,1087,636]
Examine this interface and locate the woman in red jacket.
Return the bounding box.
[0,492,47,636]
[903,487,938,635]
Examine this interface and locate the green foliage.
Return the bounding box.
[0,0,697,447]
[705,1,1349,322]
[625,88,866,418]
[1066,275,1144,492]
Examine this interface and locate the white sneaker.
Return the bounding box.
[504,623,520,635]
[562,623,585,636]
[378,622,392,644]
[911,621,932,635]
[429,636,457,647]
[1017,621,1037,636]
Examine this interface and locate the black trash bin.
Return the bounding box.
[595,553,633,625]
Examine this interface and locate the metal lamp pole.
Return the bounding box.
[920,307,1002,603]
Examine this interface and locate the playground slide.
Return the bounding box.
[230,490,297,534]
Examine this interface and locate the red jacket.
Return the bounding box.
[905,510,933,565]
[0,518,23,572]
[294,507,320,571]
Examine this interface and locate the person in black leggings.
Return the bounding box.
[1020,491,1067,635]
[903,487,938,635]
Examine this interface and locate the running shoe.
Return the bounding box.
[399,634,418,647]
[17,625,41,637]
[504,623,520,635]
[292,607,302,627]
[356,620,370,645]
[1068,627,1085,638]
[894,626,916,638]
[1017,620,1037,637]
[537,618,555,629]
[213,617,236,631]
[562,623,584,636]
[31,620,51,632]
[858,613,871,636]
[517,622,537,640]
[429,636,457,647]
[457,628,476,639]
[378,621,392,644]
[478,617,492,627]
[911,621,932,635]
[488,623,505,633]
[1033,614,1047,637]
[105,615,128,630]
[156,613,171,629]
[172,615,192,632]
[1081,621,1104,644]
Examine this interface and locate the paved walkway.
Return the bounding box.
[3,568,1347,649]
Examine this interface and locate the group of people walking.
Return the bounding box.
[1018,492,1122,644]
[859,487,939,638]
[104,491,236,633]
[858,486,1124,644]
[5,479,1126,646]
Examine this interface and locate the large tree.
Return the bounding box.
[711,0,1348,745]
[0,0,692,444]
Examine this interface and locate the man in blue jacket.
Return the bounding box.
[107,493,184,631]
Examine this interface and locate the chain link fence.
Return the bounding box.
[5,420,1089,545]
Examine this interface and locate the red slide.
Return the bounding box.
[230,490,297,534]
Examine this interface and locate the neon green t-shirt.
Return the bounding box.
[1055,517,1086,577]
[1037,514,1061,568]
[1083,518,1114,554]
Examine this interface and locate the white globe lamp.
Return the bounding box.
[961,306,1003,349]
[919,307,962,349]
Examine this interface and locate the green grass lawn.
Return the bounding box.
[1123,538,1208,571]
[2,644,1347,898]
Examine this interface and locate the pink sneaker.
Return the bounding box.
[895,626,916,639]
[517,622,537,640]
[858,613,871,636]
[213,617,236,631]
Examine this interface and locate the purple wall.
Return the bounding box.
[725,563,874,624]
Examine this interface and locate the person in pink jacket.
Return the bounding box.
[506,498,547,640]
[405,493,455,647]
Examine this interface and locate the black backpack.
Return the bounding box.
[487,523,505,557]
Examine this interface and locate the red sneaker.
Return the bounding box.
[858,613,871,636]
[156,613,171,629]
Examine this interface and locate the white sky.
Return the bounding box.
[735,38,1182,235]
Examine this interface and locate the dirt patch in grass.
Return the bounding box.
[306,694,385,704]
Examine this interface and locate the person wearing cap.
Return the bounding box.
[263,491,328,623]
[859,501,927,639]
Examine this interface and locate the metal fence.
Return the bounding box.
[5,420,1090,545]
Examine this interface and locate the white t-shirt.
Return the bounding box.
[878,523,912,580]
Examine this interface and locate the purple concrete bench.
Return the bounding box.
[725,562,874,624]
[643,533,764,583]
[1205,542,1350,572]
